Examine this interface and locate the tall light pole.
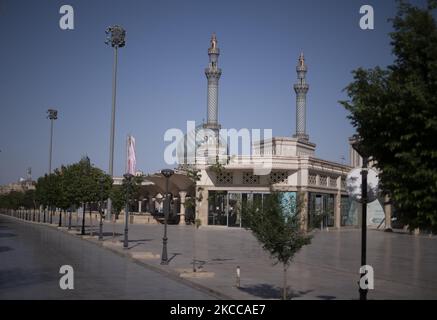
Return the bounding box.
[47,109,57,227]
[160,169,174,265]
[47,109,58,173]
[105,25,126,222]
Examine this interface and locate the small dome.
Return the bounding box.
[176,124,228,166]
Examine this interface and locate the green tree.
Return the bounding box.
[110,185,124,219]
[34,158,112,228]
[0,194,9,212]
[182,166,202,225]
[341,0,437,232]
[35,175,49,222]
[0,192,17,213]
[121,174,144,214]
[244,192,312,300]
[64,156,112,234]
[23,189,36,220]
[7,191,24,212]
[53,167,71,226]
[45,173,59,223]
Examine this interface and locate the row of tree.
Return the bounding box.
[0,189,37,212]
[0,157,143,226]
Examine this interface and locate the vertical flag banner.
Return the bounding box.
[127,135,136,175]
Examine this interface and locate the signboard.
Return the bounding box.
[346,168,380,203]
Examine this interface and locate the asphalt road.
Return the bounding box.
[0,215,216,300]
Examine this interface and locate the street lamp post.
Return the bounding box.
[160,169,174,265]
[351,135,369,301]
[99,177,105,241]
[81,158,91,236]
[47,109,57,226]
[359,156,368,301]
[47,109,58,174]
[123,173,133,248]
[105,25,126,222]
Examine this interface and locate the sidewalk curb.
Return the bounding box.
[75,235,233,300]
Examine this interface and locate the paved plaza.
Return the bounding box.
[0,215,216,300]
[1,213,437,300]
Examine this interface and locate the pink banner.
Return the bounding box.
[127,135,136,175]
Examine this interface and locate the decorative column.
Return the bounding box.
[293,53,309,141]
[179,191,187,225]
[335,191,342,229]
[204,33,222,130]
[299,191,309,231]
[148,197,155,213]
[198,188,208,227]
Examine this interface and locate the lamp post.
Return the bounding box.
[105,25,126,222]
[81,158,91,236]
[160,169,174,265]
[47,109,57,226]
[47,109,58,174]
[123,173,134,248]
[99,176,105,241]
[351,135,369,301]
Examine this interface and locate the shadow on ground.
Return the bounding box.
[0,268,55,290]
[316,295,337,300]
[0,246,13,253]
[238,284,313,300]
[0,233,16,238]
[74,232,124,237]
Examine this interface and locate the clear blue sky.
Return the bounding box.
[0,0,426,184]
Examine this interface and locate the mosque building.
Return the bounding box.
[119,34,391,230]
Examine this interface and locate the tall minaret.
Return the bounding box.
[293,52,309,141]
[204,33,222,130]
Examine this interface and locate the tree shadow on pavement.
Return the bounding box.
[208,258,234,265]
[168,253,182,263]
[316,295,337,300]
[238,284,313,299]
[0,246,13,253]
[0,268,55,290]
[127,239,153,242]
[101,232,123,237]
[0,233,16,238]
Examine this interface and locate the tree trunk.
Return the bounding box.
[282,264,288,300]
[81,203,86,235]
[89,207,93,236]
[68,210,72,230]
[58,209,62,227]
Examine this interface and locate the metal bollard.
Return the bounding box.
[236,266,241,288]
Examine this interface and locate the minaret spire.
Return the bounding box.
[293,52,309,141]
[204,33,222,130]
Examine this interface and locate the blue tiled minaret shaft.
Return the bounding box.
[293,53,309,141]
[204,33,222,130]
